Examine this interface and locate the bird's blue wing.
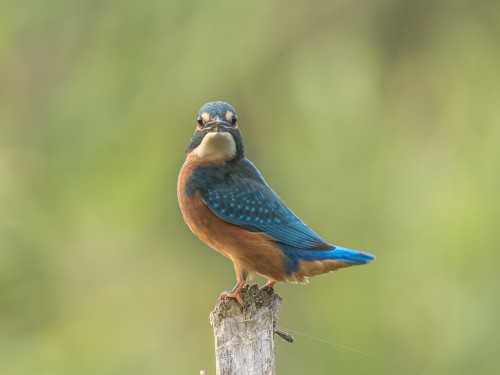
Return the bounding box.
[200,159,332,250]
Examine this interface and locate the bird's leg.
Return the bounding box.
[220,280,246,306]
[220,266,247,305]
[261,280,276,289]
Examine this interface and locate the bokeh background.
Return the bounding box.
[1,0,499,374]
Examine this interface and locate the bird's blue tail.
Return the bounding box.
[281,245,375,276]
[299,246,375,264]
[326,247,375,264]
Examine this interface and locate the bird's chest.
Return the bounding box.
[177,158,288,280]
[177,159,230,252]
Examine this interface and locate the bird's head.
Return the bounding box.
[186,101,244,162]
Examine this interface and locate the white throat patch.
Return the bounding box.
[192,132,237,161]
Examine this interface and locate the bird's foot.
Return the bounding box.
[260,280,276,290]
[220,280,246,306]
[220,290,245,306]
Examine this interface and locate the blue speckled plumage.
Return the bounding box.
[190,158,330,249]
[178,101,375,304]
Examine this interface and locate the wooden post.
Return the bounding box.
[209,284,293,375]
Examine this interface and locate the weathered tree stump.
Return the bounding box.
[209,284,292,375]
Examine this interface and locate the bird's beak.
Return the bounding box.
[206,115,231,132]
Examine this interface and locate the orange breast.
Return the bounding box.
[177,156,289,282]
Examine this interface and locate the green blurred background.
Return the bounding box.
[1,0,499,374]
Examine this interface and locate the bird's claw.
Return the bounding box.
[260,280,276,290]
[220,290,245,306]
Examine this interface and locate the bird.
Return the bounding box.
[177,101,375,305]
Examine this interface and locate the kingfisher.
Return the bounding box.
[177,101,375,305]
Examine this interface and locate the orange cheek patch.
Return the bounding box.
[225,111,234,122]
[201,112,210,123]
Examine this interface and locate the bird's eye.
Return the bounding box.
[231,115,238,126]
[197,116,204,127]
